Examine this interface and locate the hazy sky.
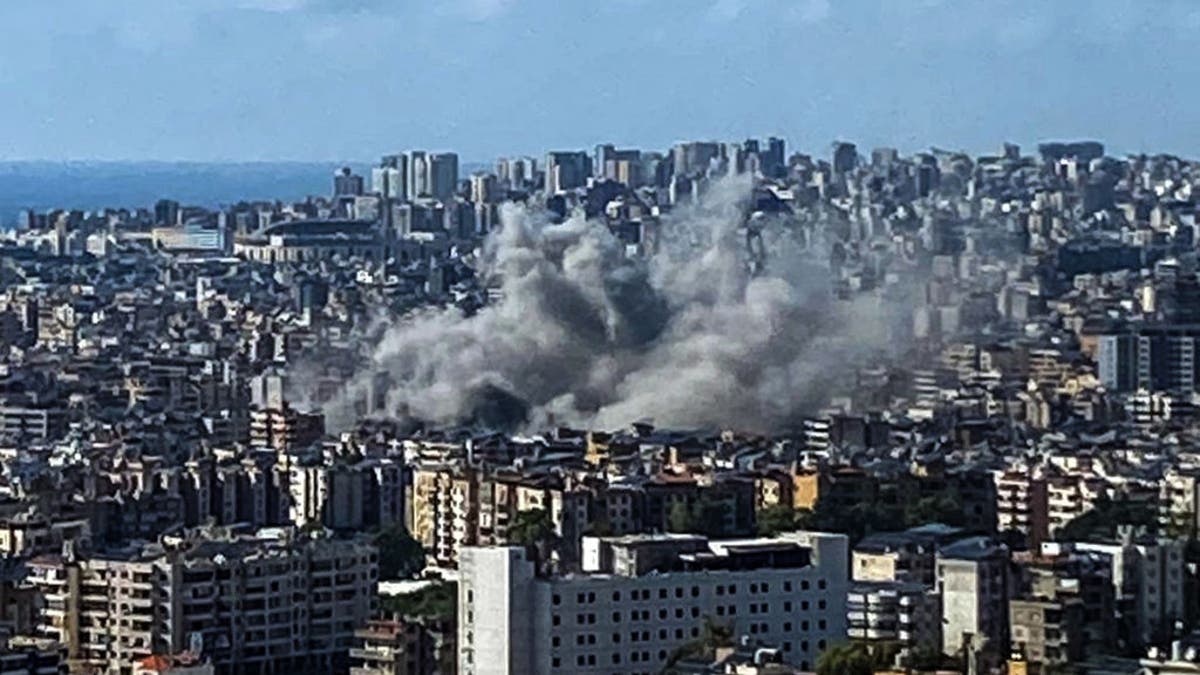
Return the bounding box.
[1,0,1198,162]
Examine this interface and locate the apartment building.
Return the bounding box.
[248,407,324,452]
[408,466,587,569]
[1159,466,1200,538]
[852,524,965,586]
[457,531,849,675]
[847,581,941,654]
[0,635,65,675]
[286,457,405,531]
[1017,543,1116,649]
[1075,537,1187,648]
[994,470,1048,548]
[1009,596,1084,667]
[28,527,377,675]
[349,618,454,675]
[937,537,1010,662]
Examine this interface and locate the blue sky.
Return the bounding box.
[1,0,1198,162]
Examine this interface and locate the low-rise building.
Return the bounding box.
[1009,596,1084,667]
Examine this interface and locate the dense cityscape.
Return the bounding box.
[0,136,1198,675]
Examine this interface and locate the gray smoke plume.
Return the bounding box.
[327,176,906,433]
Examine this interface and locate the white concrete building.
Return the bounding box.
[458,531,849,675]
[937,537,1010,662]
[1076,538,1187,647]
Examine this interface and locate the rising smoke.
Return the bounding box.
[327,176,907,433]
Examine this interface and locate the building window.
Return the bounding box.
[552,594,561,606]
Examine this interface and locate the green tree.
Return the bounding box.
[667,501,696,533]
[666,498,733,537]
[904,492,966,528]
[509,508,555,548]
[374,522,425,579]
[756,503,799,536]
[1058,497,1155,542]
[903,644,950,671]
[815,642,874,675]
[693,497,732,537]
[509,508,560,574]
[379,582,456,622]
